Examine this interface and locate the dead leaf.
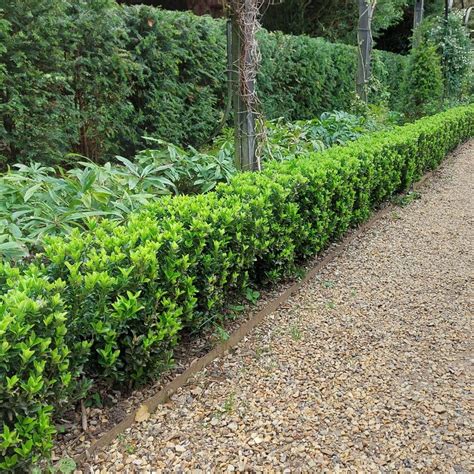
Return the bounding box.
[135,404,150,423]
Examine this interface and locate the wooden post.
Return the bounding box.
[230,13,243,170]
[356,0,375,103]
[413,0,424,29]
[442,0,453,98]
[464,7,473,27]
[242,0,257,171]
[230,0,258,171]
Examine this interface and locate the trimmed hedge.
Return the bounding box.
[1,106,473,470]
[1,3,407,166]
[258,31,406,120]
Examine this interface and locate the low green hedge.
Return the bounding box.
[1,106,473,470]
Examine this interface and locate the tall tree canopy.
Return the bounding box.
[118,0,452,49]
[261,0,411,43]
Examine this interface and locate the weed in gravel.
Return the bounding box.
[254,345,272,360]
[322,280,335,288]
[326,300,336,309]
[212,325,230,344]
[117,434,136,455]
[245,288,261,305]
[290,325,302,341]
[222,392,236,414]
[393,191,422,207]
[32,457,76,474]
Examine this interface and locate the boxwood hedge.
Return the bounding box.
[1,105,473,470]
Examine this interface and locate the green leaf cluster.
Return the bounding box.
[419,11,473,100]
[403,11,473,119]
[0,265,90,471]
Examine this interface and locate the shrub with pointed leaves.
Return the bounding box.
[1,106,472,470]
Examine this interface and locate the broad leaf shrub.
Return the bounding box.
[0,263,90,472]
[0,112,374,259]
[0,4,408,166]
[1,106,473,470]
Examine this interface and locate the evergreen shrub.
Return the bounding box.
[0,4,408,166]
[1,105,472,470]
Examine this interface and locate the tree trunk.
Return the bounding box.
[356,0,374,103]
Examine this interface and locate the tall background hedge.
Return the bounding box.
[0,0,408,167]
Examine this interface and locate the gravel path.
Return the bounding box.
[89,141,473,473]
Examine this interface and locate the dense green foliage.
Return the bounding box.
[248,111,380,161]
[0,0,76,166]
[401,43,444,119]
[258,31,406,120]
[402,11,472,119]
[0,267,90,471]
[0,0,137,166]
[1,105,472,470]
[0,112,377,259]
[67,0,137,161]
[0,3,408,167]
[419,11,473,100]
[262,0,410,44]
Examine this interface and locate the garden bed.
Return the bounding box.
[1,105,473,471]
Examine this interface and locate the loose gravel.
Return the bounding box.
[86,141,473,473]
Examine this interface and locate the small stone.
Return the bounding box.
[434,404,446,414]
[175,444,186,453]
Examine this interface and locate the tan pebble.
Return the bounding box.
[191,387,203,396]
